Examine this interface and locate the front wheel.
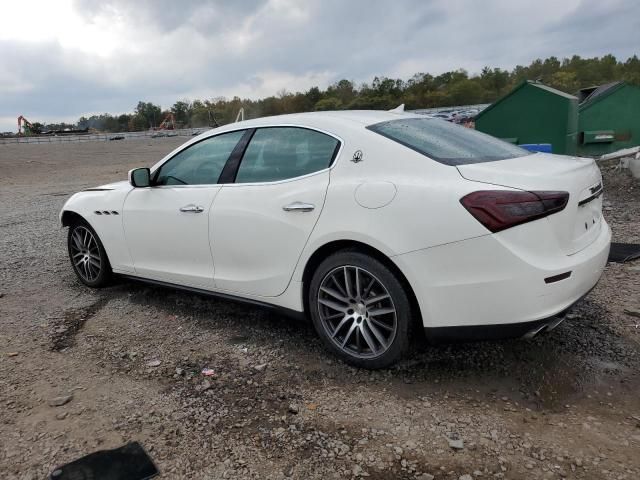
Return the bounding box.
[67,220,112,288]
[308,251,412,369]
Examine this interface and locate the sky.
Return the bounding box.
[0,0,638,132]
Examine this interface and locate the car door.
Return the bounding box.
[211,126,341,297]
[123,130,246,288]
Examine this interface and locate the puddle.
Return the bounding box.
[42,192,72,197]
[227,334,250,345]
[530,359,583,410]
[51,298,109,351]
[588,358,629,372]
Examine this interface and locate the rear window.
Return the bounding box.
[367,118,531,166]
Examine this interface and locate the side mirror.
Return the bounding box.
[128,168,151,188]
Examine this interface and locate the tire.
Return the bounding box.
[67,219,112,288]
[308,250,412,369]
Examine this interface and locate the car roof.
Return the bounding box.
[220,110,422,131]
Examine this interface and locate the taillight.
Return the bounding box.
[460,190,569,233]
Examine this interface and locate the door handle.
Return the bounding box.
[179,204,204,213]
[282,202,315,212]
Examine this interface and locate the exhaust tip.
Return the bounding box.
[522,324,549,339]
[545,316,566,332]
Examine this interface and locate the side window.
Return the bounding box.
[155,130,245,185]
[235,127,339,183]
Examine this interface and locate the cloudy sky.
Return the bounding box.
[0,0,638,131]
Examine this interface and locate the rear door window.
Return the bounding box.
[367,118,531,166]
[235,127,339,183]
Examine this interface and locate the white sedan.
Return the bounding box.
[60,110,611,368]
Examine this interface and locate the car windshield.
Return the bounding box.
[367,117,531,166]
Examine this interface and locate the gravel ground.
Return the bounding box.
[0,139,639,480]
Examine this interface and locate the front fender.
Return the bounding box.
[59,183,135,273]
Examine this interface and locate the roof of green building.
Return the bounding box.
[578,81,627,111]
[476,80,577,119]
[529,82,577,99]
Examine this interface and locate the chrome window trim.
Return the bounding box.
[149,124,344,188]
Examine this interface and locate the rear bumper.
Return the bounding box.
[393,219,611,330]
[423,294,586,342]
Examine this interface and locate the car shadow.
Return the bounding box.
[112,281,636,410]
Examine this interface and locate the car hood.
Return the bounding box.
[82,180,131,192]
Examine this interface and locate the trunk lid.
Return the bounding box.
[457,153,603,255]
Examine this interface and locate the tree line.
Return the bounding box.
[50,54,640,133]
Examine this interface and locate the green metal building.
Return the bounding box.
[475,80,578,155]
[577,81,640,157]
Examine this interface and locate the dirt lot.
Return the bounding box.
[1,138,639,480]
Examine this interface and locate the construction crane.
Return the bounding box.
[17,115,41,136]
[157,113,176,130]
[207,109,219,128]
[235,107,245,123]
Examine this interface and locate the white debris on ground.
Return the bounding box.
[598,146,640,179]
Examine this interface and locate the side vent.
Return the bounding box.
[94,211,102,215]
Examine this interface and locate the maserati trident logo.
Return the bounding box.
[352,150,363,163]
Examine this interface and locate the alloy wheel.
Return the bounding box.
[69,226,102,282]
[317,265,398,359]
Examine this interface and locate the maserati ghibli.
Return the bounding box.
[60,110,611,368]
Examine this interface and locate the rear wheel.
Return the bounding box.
[67,220,112,288]
[308,251,412,369]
